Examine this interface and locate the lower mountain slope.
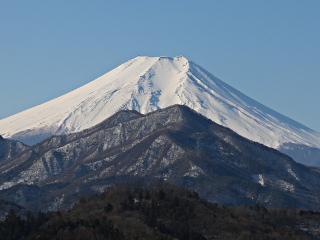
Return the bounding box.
[279,143,320,168]
[0,105,320,211]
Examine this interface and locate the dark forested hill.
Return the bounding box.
[1,182,319,240]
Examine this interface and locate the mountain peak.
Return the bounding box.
[133,55,188,60]
[129,55,190,69]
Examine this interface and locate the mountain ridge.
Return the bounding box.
[1,105,320,210]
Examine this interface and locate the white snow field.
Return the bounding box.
[1,56,319,156]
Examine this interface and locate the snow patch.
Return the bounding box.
[184,162,206,178]
[252,174,295,192]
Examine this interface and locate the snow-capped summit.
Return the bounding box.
[0,56,319,164]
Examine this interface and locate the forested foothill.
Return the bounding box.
[1,181,320,240]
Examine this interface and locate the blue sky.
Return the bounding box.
[1,1,320,132]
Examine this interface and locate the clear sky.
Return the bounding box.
[1,1,320,132]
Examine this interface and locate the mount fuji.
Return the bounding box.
[1,56,319,165]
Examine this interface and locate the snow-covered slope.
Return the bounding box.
[0,56,319,159]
